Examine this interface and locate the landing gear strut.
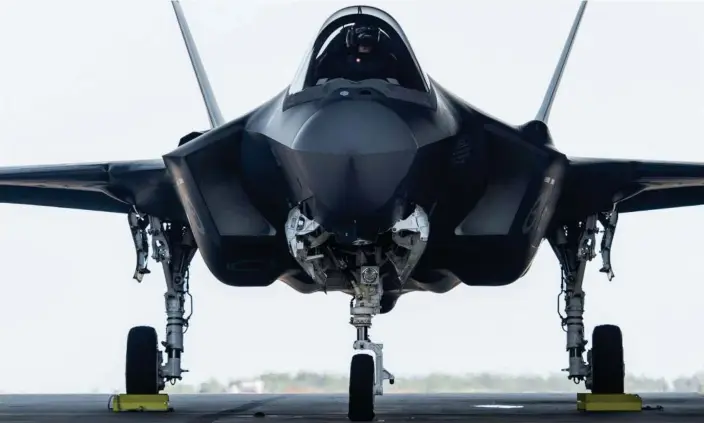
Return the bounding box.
[126,210,197,393]
[283,205,429,420]
[550,209,624,393]
[348,265,395,422]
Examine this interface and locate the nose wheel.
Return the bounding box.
[348,354,375,421]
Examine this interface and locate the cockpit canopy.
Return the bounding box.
[288,5,430,96]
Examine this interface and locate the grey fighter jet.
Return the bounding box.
[1,1,700,420]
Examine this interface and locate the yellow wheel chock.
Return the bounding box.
[577,393,643,412]
[108,394,173,412]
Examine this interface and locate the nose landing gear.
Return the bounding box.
[347,265,395,422]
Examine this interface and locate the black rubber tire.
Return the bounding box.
[348,354,375,421]
[125,325,160,395]
[590,324,625,394]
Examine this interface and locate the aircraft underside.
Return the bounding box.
[2,0,703,421]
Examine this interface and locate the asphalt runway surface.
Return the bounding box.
[0,393,701,422]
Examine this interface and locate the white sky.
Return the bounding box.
[0,0,702,393]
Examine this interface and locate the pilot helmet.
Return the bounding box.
[345,25,381,50]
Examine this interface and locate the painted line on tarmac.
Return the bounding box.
[474,404,524,409]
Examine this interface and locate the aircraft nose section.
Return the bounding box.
[288,100,417,239]
[293,100,417,154]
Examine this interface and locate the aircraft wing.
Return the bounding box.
[0,2,213,224]
[0,1,220,225]
[556,157,704,221]
[0,159,185,222]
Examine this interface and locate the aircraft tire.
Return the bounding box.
[125,325,161,395]
[589,324,625,394]
[348,353,375,422]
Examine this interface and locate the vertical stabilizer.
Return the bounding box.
[534,1,588,124]
[172,1,225,128]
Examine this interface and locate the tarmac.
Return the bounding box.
[0,392,701,422]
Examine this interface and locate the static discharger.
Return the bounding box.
[577,393,643,412]
[108,394,173,412]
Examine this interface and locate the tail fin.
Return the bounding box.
[534,1,588,124]
[171,1,225,129]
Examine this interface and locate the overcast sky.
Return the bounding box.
[0,0,702,393]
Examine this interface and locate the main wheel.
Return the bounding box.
[125,325,161,395]
[348,353,375,422]
[590,324,625,394]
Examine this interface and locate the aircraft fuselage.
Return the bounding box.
[0,1,648,406]
[163,77,566,299]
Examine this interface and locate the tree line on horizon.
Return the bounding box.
[164,371,704,394]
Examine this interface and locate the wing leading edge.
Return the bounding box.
[555,157,704,222]
[0,159,185,222]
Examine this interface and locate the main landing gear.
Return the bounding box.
[550,210,627,395]
[348,266,395,422]
[126,209,197,394]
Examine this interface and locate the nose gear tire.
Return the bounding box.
[348,353,375,422]
[590,324,625,394]
[125,325,160,395]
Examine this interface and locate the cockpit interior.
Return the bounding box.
[288,6,430,96]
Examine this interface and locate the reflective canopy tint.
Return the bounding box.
[288,5,430,95]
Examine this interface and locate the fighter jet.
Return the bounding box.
[1,0,700,420]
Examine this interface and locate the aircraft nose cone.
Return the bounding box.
[293,100,417,155]
[289,100,417,237]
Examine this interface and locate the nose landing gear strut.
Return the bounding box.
[348,265,395,422]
